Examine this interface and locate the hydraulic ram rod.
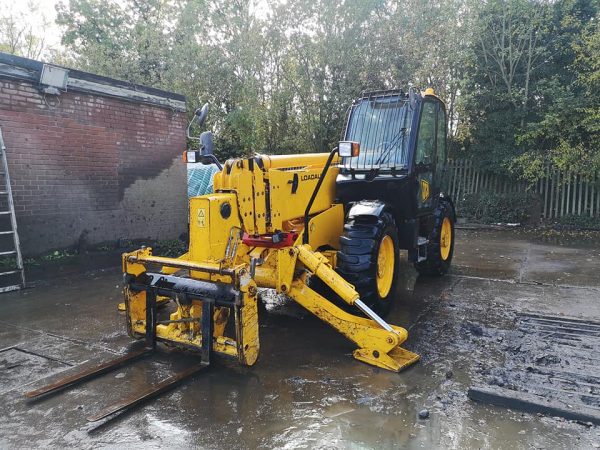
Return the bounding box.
[296,245,395,333]
[354,299,394,332]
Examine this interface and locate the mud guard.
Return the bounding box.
[440,192,457,222]
[347,200,418,252]
[347,200,388,219]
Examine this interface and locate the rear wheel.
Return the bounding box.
[337,212,399,316]
[415,199,455,276]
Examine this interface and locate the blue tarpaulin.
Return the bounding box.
[187,164,220,198]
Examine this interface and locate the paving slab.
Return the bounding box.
[524,243,600,287]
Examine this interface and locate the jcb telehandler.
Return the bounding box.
[27,88,455,422]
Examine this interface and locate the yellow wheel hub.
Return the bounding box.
[440,217,452,261]
[376,235,395,298]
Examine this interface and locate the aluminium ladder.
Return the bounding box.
[0,127,25,292]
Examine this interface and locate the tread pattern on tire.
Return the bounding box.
[337,211,398,316]
[415,198,455,276]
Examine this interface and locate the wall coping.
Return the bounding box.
[0,52,186,112]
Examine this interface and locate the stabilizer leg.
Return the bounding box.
[287,279,419,372]
[235,278,260,366]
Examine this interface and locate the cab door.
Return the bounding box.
[434,102,447,194]
[414,99,438,212]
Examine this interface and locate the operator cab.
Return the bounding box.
[336,88,447,219]
[340,90,414,176]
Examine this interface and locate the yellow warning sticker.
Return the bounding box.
[197,208,206,227]
[420,179,430,202]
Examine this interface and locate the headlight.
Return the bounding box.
[338,141,360,157]
[183,150,199,163]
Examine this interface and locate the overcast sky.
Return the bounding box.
[0,0,63,55]
[0,0,273,60]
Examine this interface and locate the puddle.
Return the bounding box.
[1,231,600,448]
[0,347,70,395]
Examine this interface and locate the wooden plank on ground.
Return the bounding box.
[468,385,600,425]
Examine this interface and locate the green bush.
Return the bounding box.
[153,239,187,257]
[556,214,600,230]
[459,191,539,224]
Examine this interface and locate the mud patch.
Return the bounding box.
[469,313,600,424]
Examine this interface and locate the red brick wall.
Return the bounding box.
[0,79,188,255]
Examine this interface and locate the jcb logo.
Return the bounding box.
[420,179,430,202]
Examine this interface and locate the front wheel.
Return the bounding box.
[337,211,399,316]
[415,198,455,276]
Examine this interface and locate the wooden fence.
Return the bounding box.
[444,159,600,219]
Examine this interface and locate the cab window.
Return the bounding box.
[415,102,436,165]
[436,106,447,172]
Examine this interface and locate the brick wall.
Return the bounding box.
[0,79,188,255]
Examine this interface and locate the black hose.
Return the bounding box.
[303,148,338,244]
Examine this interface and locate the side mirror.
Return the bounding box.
[195,103,209,127]
[187,103,209,140]
[199,131,214,155]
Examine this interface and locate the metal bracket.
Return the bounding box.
[145,289,157,349]
[201,300,213,364]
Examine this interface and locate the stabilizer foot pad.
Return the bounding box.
[354,346,420,372]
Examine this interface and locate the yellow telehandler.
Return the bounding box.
[27,88,455,422]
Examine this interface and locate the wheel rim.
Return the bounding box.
[440,217,452,261]
[376,235,394,298]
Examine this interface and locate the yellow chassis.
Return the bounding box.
[122,152,419,372]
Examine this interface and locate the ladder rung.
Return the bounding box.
[0,126,24,291]
[0,269,20,276]
[0,285,21,293]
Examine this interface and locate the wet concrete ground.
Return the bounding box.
[1,229,600,449]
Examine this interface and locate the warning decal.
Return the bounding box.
[197,208,206,227]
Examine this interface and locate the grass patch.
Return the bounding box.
[152,239,187,257]
[459,191,539,224]
[554,214,600,230]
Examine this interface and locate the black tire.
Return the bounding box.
[337,211,399,316]
[415,198,455,276]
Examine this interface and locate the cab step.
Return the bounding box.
[417,236,428,262]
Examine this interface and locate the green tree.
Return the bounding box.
[56,0,186,86]
[53,0,600,178]
[516,0,600,179]
[459,0,553,173]
[460,0,600,182]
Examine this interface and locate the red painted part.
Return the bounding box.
[242,232,298,248]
